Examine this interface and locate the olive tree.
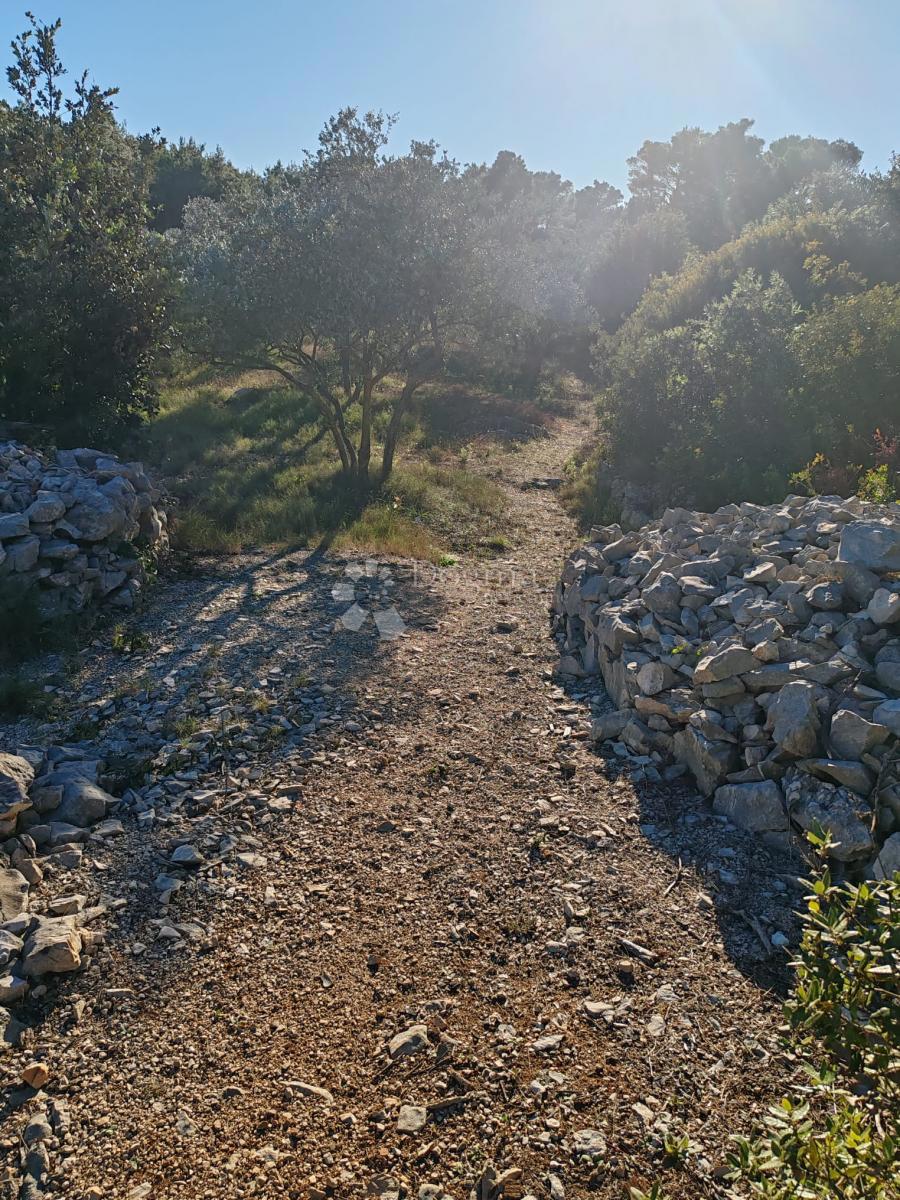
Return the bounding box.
[177,111,477,485]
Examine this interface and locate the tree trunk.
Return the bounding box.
[379,318,444,484]
[340,322,352,398]
[381,379,417,483]
[358,374,374,484]
[326,416,353,473]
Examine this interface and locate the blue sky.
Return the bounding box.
[2,0,897,189]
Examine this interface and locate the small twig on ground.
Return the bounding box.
[663,857,684,897]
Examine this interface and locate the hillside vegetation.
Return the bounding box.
[1,15,897,542]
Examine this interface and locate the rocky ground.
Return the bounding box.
[0,419,805,1200]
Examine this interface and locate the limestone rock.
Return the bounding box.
[873,699,900,738]
[693,646,756,684]
[875,642,900,694]
[0,928,24,966]
[829,709,889,759]
[0,868,29,920]
[800,759,873,796]
[591,710,630,741]
[0,439,167,621]
[54,777,112,827]
[673,727,738,796]
[388,1024,428,1059]
[636,661,676,696]
[784,770,875,862]
[572,1128,607,1159]
[0,974,29,1003]
[713,781,788,834]
[555,491,900,873]
[873,833,900,880]
[0,753,34,819]
[397,1105,427,1134]
[868,588,900,625]
[0,512,29,538]
[21,915,83,977]
[767,682,820,757]
[838,520,900,572]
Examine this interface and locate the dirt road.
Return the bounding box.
[1,420,797,1199]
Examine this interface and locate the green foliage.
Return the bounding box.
[786,870,898,1094]
[626,119,862,250]
[791,427,899,504]
[587,209,691,330]
[0,15,169,439]
[144,135,242,231]
[793,284,900,466]
[730,1088,897,1200]
[598,269,804,509]
[727,869,899,1200]
[661,1130,692,1165]
[464,150,600,394]
[560,442,621,531]
[149,368,507,558]
[587,183,900,512]
[628,1186,671,1200]
[2,11,896,532]
[790,452,860,500]
[857,463,897,504]
[176,109,477,484]
[111,624,152,654]
[0,578,82,665]
[0,580,46,663]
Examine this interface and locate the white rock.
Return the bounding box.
[868,587,900,625]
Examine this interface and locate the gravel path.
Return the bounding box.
[1,420,801,1199]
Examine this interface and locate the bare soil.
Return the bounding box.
[1,418,802,1200]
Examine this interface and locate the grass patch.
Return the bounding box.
[335,504,439,561]
[560,439,622,532]
[134,367,510,558]
[409,380,556,447]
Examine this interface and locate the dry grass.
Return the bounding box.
[133,366,511,559]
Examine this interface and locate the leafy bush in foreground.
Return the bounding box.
[728,864,899,1200]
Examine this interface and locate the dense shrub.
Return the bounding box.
[0,16,169,439]
[590,193,900,512]
[145,135,242,231]
[597,269,805,509]
[728,863,899,1200]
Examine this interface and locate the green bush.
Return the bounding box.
[0,15,169,440]
[0,580,89,668]
[857,464,898,505]
[727,864,899,1199]
[591,195,900,511]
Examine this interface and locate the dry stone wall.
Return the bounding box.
[1,746,115,1012]
[0,441,167,615]
[553,495,900,877]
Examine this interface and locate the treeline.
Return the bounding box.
[1,14,898,505]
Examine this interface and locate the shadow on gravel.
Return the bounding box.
[0,541,452,1065]
[557,672,802,999]
[123,538,450,723]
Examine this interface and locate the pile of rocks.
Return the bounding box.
[553,495,900,877]
[1,748,118,1013]
[0,441,167,615]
